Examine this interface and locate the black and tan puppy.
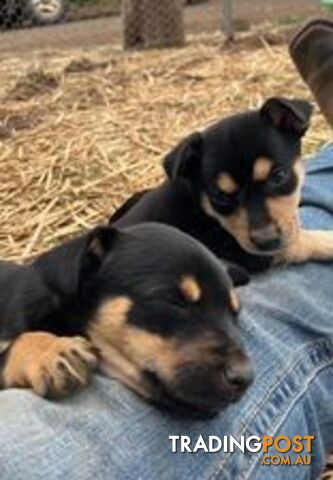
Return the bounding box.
[111,97,333,271]
[0,222,251,417]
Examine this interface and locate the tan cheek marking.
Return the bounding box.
[126,330,224,382]
[202,194,252,250]
[123,329,179,378]
[88,296,178,375]
[93,296,133,332]
[88,296,222,391]
[95,328,225,398]
[87,296,164,396]
[88,298,180,384]
[229,290,240,313]
[222,208,250,248]
[266,160,305,240]
[180,275,201,303]
[216,172,239,194]
[253,157,272,181]
[272,162,333,264]
[87,296,134,362]
[97,342,151,400]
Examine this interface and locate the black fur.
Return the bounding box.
[0,222,252,415]
[111,97,313,272]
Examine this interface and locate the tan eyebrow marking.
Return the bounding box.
[216,172,239,194]
[180,275,202,303]
[253,157,272,181]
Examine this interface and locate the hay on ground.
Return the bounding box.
[0,30,331,262]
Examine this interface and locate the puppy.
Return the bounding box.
[111,97,333,271]
[0,222,252,417]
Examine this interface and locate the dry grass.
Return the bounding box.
[0,29,332,262]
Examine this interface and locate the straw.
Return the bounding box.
[0,29,331,262]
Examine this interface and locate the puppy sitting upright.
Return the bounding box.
[112,97,333,271]
[0,222,251,418]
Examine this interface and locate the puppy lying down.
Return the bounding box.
[0,222,251,418]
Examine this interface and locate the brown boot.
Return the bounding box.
[289,19,333,127]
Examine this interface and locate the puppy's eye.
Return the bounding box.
[212,191,235,210]
[268,166,290,188]
[218,192,234,206]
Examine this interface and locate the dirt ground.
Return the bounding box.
[0,0,329,54]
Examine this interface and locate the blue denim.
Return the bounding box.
[1,147,333,480]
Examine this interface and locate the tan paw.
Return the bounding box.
[2,332,98,398]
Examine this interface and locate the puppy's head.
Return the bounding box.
[164,97,313,256]
[81,223,252,418]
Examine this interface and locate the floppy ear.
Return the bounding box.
[163,132,202,181]
[260,97,313,136]
[34,226,118,297]
[226,263,250,287]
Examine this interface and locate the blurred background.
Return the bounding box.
[0,0,330,51]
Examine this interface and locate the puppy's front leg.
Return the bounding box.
[1,332,98,398]
[280,229,333,264]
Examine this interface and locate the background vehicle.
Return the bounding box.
[0,0,68,27]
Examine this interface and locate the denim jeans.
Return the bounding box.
[1,147,333,480]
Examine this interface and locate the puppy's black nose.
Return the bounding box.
[251,225,281,252]
[225,360,254,392]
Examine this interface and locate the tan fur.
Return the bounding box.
[202,161,307,256]
[229,289,240,313]
[88,297,179,381]
[96,296,133,332]
[279,230,333,264]
[180,275,201,303]
[88,296,224,397]
[113,326,221,381]
[204,159,333,263]
[95,341,150,399]
[2,332,97,397]
[266,161,305,244]
[253,157,272,181]
[263,161,333,264]
[0,341,11,355]
[216,172,239,194]
[202,194,253,252]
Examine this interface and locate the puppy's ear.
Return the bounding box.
[260,97,313,136]
[226,264,250,287]
[34,226,118,297]
[163,132,202,181]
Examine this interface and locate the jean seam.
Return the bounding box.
[240,359,333,480]
[206,338,333,480]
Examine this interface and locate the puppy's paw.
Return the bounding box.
[279,229,333,264]
[2,332,98,398]
[29,335,98,398]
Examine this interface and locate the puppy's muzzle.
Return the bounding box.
[250,225,282,253]
[224,356,254,396]
[158,353,254,417]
